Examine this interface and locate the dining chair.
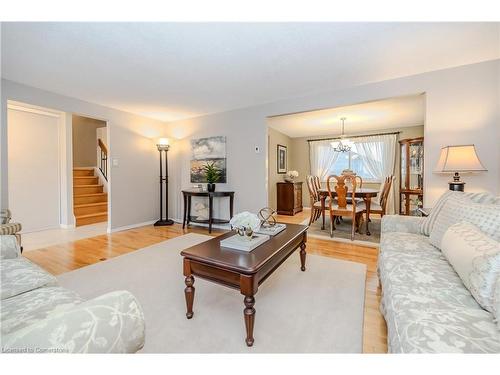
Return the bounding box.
[326,174,366,241]
[312,175,322,192]
[306,175,322,225]
[370,175,394,217]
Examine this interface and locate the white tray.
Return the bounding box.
[220,233,270,252]
[255,223,286,236]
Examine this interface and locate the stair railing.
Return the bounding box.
[97,138,108,181]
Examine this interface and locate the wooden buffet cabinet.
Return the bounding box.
[276,181,303,216]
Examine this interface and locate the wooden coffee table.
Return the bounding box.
[180,223,308,347]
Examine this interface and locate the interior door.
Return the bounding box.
[8,107,61,232]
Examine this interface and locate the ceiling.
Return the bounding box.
[1,23,498,122]
[267,94,425,138]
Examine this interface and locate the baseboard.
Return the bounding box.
[107,220,157,233]
[60,224,76,229]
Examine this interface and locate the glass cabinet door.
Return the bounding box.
[409,141,424,190]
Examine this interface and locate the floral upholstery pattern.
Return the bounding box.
[0,234,145,353]
[1,287,84,335]
[379,216,500,353]
[1,235,21,260]
[381,215,424,235]
[1,258,58,300]
[2,291,145,353]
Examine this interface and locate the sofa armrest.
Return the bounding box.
[381,215,425,235]
[1,291,145,353]
[1,235,21,260]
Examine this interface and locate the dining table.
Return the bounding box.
[317,188,379,235]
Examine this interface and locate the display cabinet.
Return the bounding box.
[399,137,424,216]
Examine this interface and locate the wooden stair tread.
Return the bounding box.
[74,202,107,208]
[74,184,102,187]
[75,212,107,219]
[74,176,97,179]
[74,193,107,197]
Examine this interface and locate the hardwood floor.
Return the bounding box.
[23,209,387,353]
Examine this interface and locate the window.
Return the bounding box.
[309,133,396,183]
[327,144,377,181]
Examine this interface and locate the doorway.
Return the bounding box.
[71,115,109,227]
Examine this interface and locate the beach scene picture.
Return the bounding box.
[190,136,227,183]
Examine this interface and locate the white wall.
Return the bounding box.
[166,60,499,218]
[1,79,165,230]
[267,127,293,210]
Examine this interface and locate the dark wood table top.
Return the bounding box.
[181,223,308,274]
[317,187,379,198]
[182,189,234,197]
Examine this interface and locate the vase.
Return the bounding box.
[284,177,295,183]
[207,183,216,192]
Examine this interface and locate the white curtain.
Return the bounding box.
[309,140,340,182]
[354,134,397,214]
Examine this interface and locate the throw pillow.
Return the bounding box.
[420,191,496,236]
[429,197,500,249]
[441,222,500,312]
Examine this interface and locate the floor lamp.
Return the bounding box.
[155,138,174,226]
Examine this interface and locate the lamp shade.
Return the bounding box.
[157,138,169,146]
[156,137,170,151]
[434,145,487,173]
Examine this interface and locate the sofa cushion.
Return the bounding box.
[1,258,58,300]
[420,191,497,236]
[379,231,500,353]
[494,278,500,331]
[429,198,500,249]
[1,286,83,335]
[1,235,21,260]
[441,222,500,312]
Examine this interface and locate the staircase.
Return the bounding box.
[73,168,108,226]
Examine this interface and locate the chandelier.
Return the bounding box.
[331,117,352,152]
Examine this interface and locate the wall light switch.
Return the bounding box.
[254,146,261,154]
[112,158,119,167]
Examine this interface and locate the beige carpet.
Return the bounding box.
[301,216,381,247]
[58,233,367,353]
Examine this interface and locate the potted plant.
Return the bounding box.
[202,161,221,192]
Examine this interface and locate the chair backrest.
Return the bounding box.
[313,175,321,192]
[355,175,363,189]
[326,174,357,211]
[306,175,319,203]
[379,175,394,212]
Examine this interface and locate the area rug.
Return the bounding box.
[300,215,381,247]
[58,233,366,353]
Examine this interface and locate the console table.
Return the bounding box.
[182,189,235,233]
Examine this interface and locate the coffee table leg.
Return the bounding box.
[184,275,195,319]
[300,242,306,271]
[243,295,255,347]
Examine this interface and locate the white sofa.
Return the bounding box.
[0,235,146,353]
[378,192,500,353]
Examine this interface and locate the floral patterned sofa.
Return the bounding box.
[0,235,146,353]
[379,199,500,353]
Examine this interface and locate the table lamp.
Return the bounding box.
[434,144,487,191]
